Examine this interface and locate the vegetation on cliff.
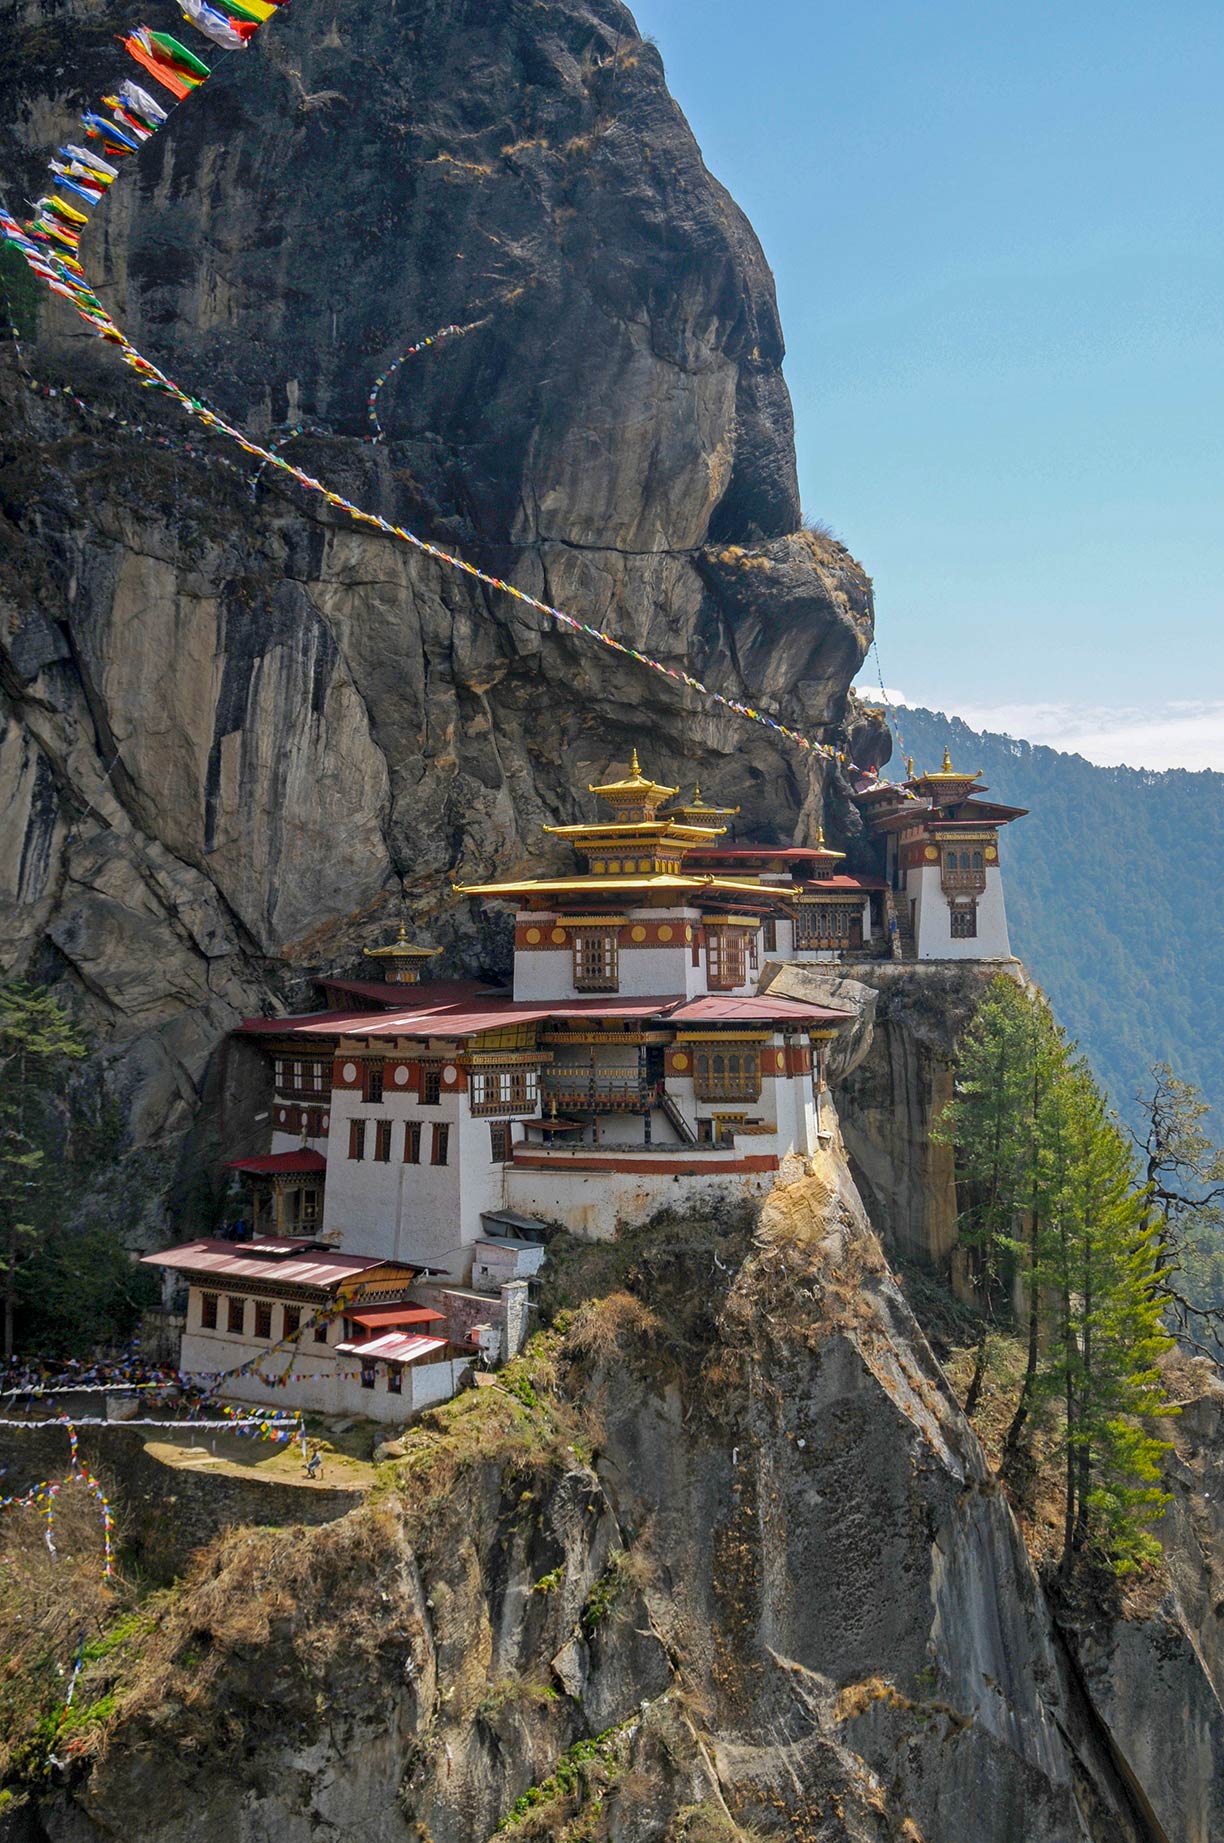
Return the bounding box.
[0,983,154,1358]
[935,977,1175,1572]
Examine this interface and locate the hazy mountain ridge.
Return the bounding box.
[887,704,1223,1125]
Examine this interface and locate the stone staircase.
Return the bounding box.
[885,889,918,961]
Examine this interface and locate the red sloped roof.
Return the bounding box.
[320,977,506,1006]
[334,1332,450,1364]
[141,1240,421,1289]
[796,874,886,892]
[226,1149,327,1175]
[348,1304,445,1329]
[665,993,854,1027]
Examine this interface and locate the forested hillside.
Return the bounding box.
[887,706,1222,1127]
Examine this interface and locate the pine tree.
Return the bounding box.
[0,983,87,1358]
[1038,1065,1174,1572]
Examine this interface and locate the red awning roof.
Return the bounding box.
[286,994,687,1038]
[238,990,856,1041]
[226,1149,327,1176]
[685,845,835,860]
[320,977,506,1007]
[141,1239,420,1290]
[665,993,854,1027]
[348,1304,444,1330]
[335,1332,450,1364]
[796,874,886,892]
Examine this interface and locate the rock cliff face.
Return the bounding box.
[11,1130,1221,1843]
[1,0,882,1208]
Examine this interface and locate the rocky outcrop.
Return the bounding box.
[3,1131,1191,1843]
[1,0,877,1210]
[763,960,1022,1268]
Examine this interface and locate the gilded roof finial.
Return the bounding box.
[630,747,641,776]
[941,746,953,773]
[906,755,915,778]
[692,781,701,803]
[816,823,826,848]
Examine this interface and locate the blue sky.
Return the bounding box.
[632,0,1224,768]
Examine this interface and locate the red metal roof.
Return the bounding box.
[335,1332,450,1364]
[141,1239,420,1290]
[320,977,506,1007]
[684,845,835,860]
[796,874,886,892]
[348,1304,445,1329]
[665,993,854,1026]
[226,1149,327,1176]
[299,994,687,1038]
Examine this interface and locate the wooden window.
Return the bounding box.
[363,1063,384,1104]
[469,1067,540,1116]
[283,1306,301,1339]
[375,1120,392,1162]
[420,1065,442,1105]
[301,1187,321,1223]
[387,1366,403,1395]
[254,1300,273,1339]
[761,918,777,954]
[706,930,747,990]
[793,904,858,949]
[200,1291,218,1330]
[404,1120,422,1163]
[360,1364,376,1390]
[950,902,978,939]
[227,1296,245,1334]
[432,1123,450,1166]
[490,1121,511,1162]
[313,1317,329,1344]
[572,930,619,992]
[349,1118,366,1160]
[692,1046,761,1102]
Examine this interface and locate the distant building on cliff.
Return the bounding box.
[145,744,1024,1413]
[852,748,1027,960]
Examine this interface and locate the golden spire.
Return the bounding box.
[906,756,915,778]
[363,917,442,984]
[816,823,826,847]
[942,746,953,773]
[630,746,641,776]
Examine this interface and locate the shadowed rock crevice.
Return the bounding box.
[2,0,876,1197]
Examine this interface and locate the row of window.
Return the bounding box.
[200,1293,327,1342]
[274,1057,329,1096]
[468,1068,539,1115]
[354,1064,443,1106]
[692,1047,761,1102]
[348,1119,514,1164]
[792,904,863,948]
[945,849,984,871]
[570,928,755,993]
[350,1119,450,1164]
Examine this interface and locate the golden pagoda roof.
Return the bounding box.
[667,782,740,822]
[809,824,846,861]
[362,922,442,963]
[588,748,678,805]
[910,747,983,785]
[542,819,724,843]
[453,872,783,904]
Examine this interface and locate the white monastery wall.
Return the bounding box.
[908,865,1011,960]
[506,1162,780,1241]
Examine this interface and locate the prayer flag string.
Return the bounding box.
[0,0,902,790]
